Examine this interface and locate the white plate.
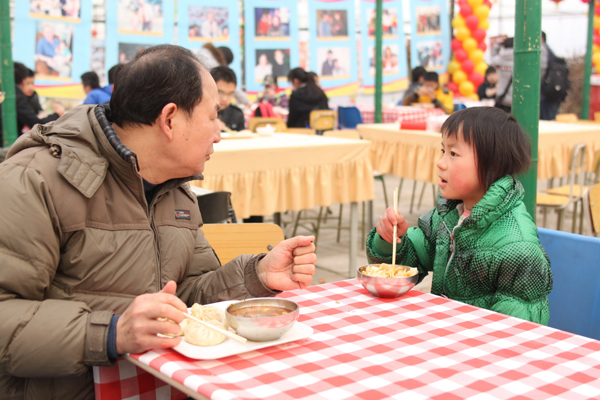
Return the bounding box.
[172,300,313,360]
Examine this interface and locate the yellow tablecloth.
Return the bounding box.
[357,121,600,184]
[191,133,374,219]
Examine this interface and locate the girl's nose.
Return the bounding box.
[437,156,446,170]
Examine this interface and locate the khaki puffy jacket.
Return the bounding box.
[0,105,275,399]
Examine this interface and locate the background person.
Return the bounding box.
[403,71,453,114]
[492,37,514,113]
[254,74,289,117]
[477,66,499,100]
[286,67,329,128]
[399,66,426,105]
[211,66,245,131]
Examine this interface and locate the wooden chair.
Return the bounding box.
[322,130,361,140]
[594,112,600,123]
[538,142,586,232]
[555,113,578,123]
[583,183,600,237]
[285,128,316,135]
[201,223,285,265]
[310,110,338,134]
[588,149,600,185]
[248,117,287,133]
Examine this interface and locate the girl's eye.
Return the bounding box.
[450,151,457,157]
[440,149,445,154]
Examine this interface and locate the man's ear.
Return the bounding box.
[157,103,178,141]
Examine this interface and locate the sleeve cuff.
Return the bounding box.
[83,310,116,367]
[107,315,121,360]
[371,232,395,257]
[244,254,281,297]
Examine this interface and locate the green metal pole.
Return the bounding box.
[0,0,17,147]
[374,0,383,123]
[582,0,595,120]
[513,0,542,220]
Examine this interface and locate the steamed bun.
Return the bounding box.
[185,320,227,346]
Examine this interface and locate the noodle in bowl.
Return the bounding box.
[357,264,419,298]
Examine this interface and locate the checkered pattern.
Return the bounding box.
[95,280,600,399]
[357,105,445,124]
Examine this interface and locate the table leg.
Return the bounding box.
[349,202,358,278]
[367,200,374,229]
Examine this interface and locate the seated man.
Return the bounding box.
[254,74,289,117]
[0,45,316,399]
[211,66,245,131]
[82,64,124,105]
[403,71,453,114]
[400,66,426,106]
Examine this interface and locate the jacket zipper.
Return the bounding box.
[441,221,458,298]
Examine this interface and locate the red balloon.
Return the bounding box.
[595,34,600,47]
[484,0,493,8]
[452,38,463,52]
[460,4,473,18]
[465,15,479,31]
[462,60,475,74]
[447,82,459,92]
[469,72,485,87]
[472,28,486,42]
[455,49,469,62]
[478,41,487,52]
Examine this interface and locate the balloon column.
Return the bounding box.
[593,1,600,72]
[447,0,493,99]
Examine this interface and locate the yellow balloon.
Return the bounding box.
[456,27,471,41]
[453,70,468,85]
[594,44,600,54]
[459,81,475,97]
[474,5,490,21]
[452,16,466,29]
[468,0,484,7]
[470,93,480,101]
[595,18,600,31]
[448,60,461,74]
[478,20,490,30]
[469,49,485,64]
[593,53,600,67]
[463,38,478,53]
[475,62,488,76]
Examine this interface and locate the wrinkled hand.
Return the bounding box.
[51,102,66,117]
[418,86,434,98]
[376,207,409,244]
[257,236,316,291]
[116,281,187,355]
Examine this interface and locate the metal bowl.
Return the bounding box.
[225,298,300,342]
[357,264,419,298]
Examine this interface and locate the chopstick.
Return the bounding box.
[391,187,400,275]
[179,311,247,344]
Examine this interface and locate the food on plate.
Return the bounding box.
[229,306,291,318]
[362,263,418,278]
[190,304,226,325]
[185,319,228,346]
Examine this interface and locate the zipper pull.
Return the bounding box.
[450,235,455,252]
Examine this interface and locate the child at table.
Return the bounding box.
[366,107,553,324]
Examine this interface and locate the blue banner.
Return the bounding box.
[308,0,358,95]
[359,0,408,92]
[409,0,450,72]
[105,0,175,70]
[13,0,92,85]
[243,0,299,95]
[177,0,242,80]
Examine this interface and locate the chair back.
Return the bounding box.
[201,223,285,265]
[322,130,361,140]
[285,128,317,135]
[584,183,600,236]
[337,106,363,129]
[309,110,338,132]
[248,117,287,133]
[538,228,600,340]
[566,142,586,200]
[589,149,600,185]
[197,191,237,224]
[555,113,578,122]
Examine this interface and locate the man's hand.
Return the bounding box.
[115,281,187,355]
[256,236,316,291]
[376,207,409,244]
[418,86,435,99]
[51,102,66,117]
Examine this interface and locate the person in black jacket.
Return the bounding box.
[14,62,65,136]
[477,66,498,100]
[286,68,328,128]
[210,66,245,131]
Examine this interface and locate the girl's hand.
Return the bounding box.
[376,207,409,244]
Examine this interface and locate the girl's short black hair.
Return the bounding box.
[441,107,531,191]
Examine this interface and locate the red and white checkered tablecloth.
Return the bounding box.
[357,105,445,124]
[95,279,600,400]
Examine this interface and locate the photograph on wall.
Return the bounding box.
[254,49,290,82]
[415,6,441,35]
[368,44,400,76]
[317,47,350,78]
[188,6,229,40]
[34,21,74,79]
[118,0,164,35]
[416,40,443,69]
[367,9,398,38]
[254,7,290,38]
[316,10,348,39]
[30,0,81,22]
[118,42,152,63]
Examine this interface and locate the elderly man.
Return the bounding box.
[0,45,316,399]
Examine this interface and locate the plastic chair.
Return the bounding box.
[322,130,361,139]
[337,106,363,130]
[248,117,287,133]
[555,113,578,122]
[196,191,237,224]
[310,110,338,134]
[285,128,316,135]
[202,223,284,265]
[538,228,600,341]
[584,183,600,237]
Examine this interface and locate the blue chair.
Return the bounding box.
[338,106,363,130]
[538,228,600,340]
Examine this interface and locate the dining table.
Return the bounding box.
[189,133,374,275]
[94,279,600,400]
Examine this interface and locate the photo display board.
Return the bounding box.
[177,0,242,80]
[409,0,450,72]
[105,0,175,69]
[243,0,299,94]
[13,1,93,89]
[359,0,408,93]
[308,0,358,96]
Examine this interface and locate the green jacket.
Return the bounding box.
[367,176,553,325]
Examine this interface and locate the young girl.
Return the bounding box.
[367,107,553,325]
